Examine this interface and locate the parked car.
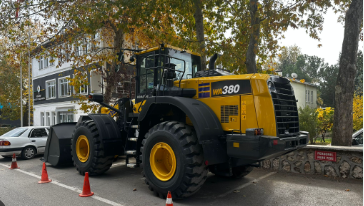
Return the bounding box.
[0,126,50,159]
[352,128,363,146]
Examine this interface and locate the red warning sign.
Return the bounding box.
[314,151,336,162]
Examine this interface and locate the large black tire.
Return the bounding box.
[209,165,253,178]
[141,121,208,199]
[71,120,114,176]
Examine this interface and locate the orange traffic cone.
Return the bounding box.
[166,191,173,206]
[9,153,19,169]
[38,162,52,183]
[79,172,94,197]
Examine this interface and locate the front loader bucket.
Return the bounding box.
[44,122,77,166]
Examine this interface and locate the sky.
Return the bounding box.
[280,8,363,66]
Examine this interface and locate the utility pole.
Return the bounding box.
[28,31,31,126]
[20,53,23,127]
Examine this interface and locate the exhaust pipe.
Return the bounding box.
[209,53,218,70]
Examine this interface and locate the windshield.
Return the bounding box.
[168,50,201,79]
[353,128,363,137]
[1,128,28,137]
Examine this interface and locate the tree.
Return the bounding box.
[219,0,333,74]
[319,64,339,107]
[354,50,363,95]
[316,107,334,143]
[298,106,318,144]
[332,0,363,146]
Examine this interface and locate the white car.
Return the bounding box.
[0,126,50,159]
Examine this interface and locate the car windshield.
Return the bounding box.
[352,128,363,137]
[1,128,28,137]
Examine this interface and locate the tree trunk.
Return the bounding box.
[193,0,207,70]
[332,0,363,146]
[246,0,260,74]
[103,28,124,104]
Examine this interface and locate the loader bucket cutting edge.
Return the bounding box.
[44,122,77,166]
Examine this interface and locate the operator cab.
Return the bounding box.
[135,45,201,102]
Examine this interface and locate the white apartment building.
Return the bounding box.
[32,32,136,126]
[290,79,318,109]
[32,49,104,126]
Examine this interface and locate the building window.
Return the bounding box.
[90,69,102,93]
[305,90,307,102]
[46,79,56,99]
[46,112,50,126]
[58,112,73,123]
[40,112,44,126]
[50,56,54,66]
[307,90,310,103]
[75,72,88,94]
[39,57,43,70]
[311,91,313,104]
[44,57,49,68]
[59,76,71,97]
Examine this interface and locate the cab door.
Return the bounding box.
[29,128,48,153]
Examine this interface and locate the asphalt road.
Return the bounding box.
[0,155,362,206]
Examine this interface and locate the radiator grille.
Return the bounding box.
[271,81,300,137]
[221,105,238,123]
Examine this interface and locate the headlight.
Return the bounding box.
[267,81,276,93]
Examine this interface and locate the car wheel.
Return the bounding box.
[21,146,36,160]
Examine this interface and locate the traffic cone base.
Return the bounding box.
[79,172,94,197]
[38,162,51,184]
[9,153,19,169]
[79,191,94,197]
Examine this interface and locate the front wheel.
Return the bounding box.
[141,121,208,199]
[71,120,114,175]
[21,146,36,160]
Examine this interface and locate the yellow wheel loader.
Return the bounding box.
[44,44,308,199]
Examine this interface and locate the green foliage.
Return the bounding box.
[319,64,339,107]
[298,106,318,144]
[316,107,334,136]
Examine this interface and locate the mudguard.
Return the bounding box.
[138,97,227,165]
[79,114,124,156]
[44,122,77,166]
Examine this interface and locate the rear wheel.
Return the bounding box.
[71,120,114,175]
[141,121,208,199]
[21,146,36,160]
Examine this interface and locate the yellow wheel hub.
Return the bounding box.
[76,135,90,163]
[150,142,176,181]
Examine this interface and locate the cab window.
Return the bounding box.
[139,55,155,94]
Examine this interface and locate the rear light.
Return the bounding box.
[0,141,11,146]
[273,140,278,145]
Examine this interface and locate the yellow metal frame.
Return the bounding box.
[76,135,90,163]
[150,142,176,181]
